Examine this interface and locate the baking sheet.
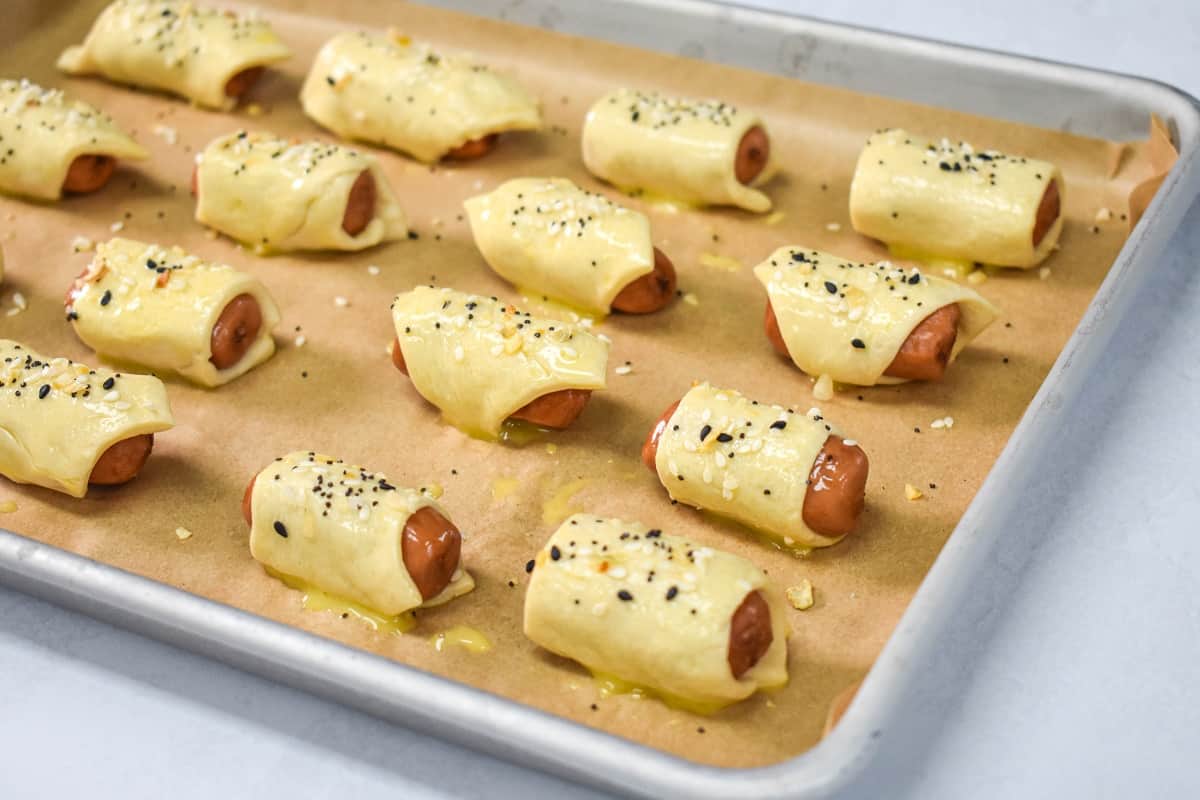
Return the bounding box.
[0,0,1174,768]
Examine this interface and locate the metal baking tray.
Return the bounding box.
[2,1,1198,796]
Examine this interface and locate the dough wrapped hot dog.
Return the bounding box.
[0,339,173,497]
[193,130,408,252]
[524,513,789,711]
[57,0,290,111]
[849,129,1065,269]
[755,246,998,386]
[245,452,474,615]
[390,287,608,437]
[643,383,868,550]
[300,30,542,163]
[0,78,146,200]
[581,88,774,213]
[464,177,676,316]
[65,237,281,387]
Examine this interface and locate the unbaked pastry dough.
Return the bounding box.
[754,245,998,386]
[300,30,542,163]
[57,0,291,111]
[67,237,281,387]
[849,129,1064,268]
[464,177,654,315]
[524,513,789,710]
[581,87,774,212]
[654,382,849,550]
[195,130,407,252]
[391,286,609,437]
[249,451,474,616]
[0,339,173,497]
[0,78,147,201]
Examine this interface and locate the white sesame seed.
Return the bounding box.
[11,292,26,310]
[71,236,94,252]
[103,390,119,402]
[825,222,841,232]
[174,526,193,541]
[294,335,306,347]
[334,296,350,308]
[614,364,633,375]
[1039,267,1052,280]
[842,439,857,447]
[366,265,381,276]
[109,221,124,233]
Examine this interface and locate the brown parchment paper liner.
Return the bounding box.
[0,0,1177,768]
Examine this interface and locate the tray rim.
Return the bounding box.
[3,1,1200,797]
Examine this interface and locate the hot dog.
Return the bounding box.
[735,126,770,185]
[610,248,678,314]
[66,238,280,387]
[89,434,154,486]
[62,155,117,194]
[209,293,264,370]
[444,134,498,161]
[728,589,773,678]
[223,66,263,100]
[643,399,868,539]
[766,300,963,383]
[524,513,789,709]
[192,135,398,248]
[341,170,377,236]
[391,339,592,429]
[243,475,463,601]
[0,338,174,498]
[1033,179,1061,247]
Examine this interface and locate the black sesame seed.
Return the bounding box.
[273,521,289,538]
[550,545,562,561]
[525,559,535,573]
[699,424,712,441]
[38,384,50,399]
[716,433,733,443]
[824,281,838,294]
[770,420,787,430]
[665,586,678,600]
[100,290,112,306]
[102,377,115,390]
[646,529,662,539]
[617,590,633,601]
[851,338,866,349]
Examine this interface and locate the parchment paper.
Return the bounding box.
[0,0,1176,767]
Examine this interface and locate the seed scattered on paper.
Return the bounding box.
[71,236,95,252]
[614,362,633,376]
[929,416,954,430]
[825,222,842,232]
[1039,267,1052,280]
[109,220,125,233]
[905,483,924,501]
[152,124,178,145]
[786,579,815,610]
[1095,207,1112,223]
[367,264,381,276]
[681,292,699,306]
[293,334,306,347]
[175,526,194,541]
[333,296,350,308]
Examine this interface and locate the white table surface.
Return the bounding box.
[2,2,1198,798]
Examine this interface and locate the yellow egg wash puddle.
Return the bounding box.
[699,511,813,559]
[591,671,726,716]
[699,252,743,272]
[516,286,603,325]
[887,243,976,279]
[430,625,493,654]
[498,418,552,447]
[541,477,592,525]
[490,476,521,502]
[264,567,415,635]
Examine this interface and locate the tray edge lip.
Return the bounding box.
[2,2,1200,798]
